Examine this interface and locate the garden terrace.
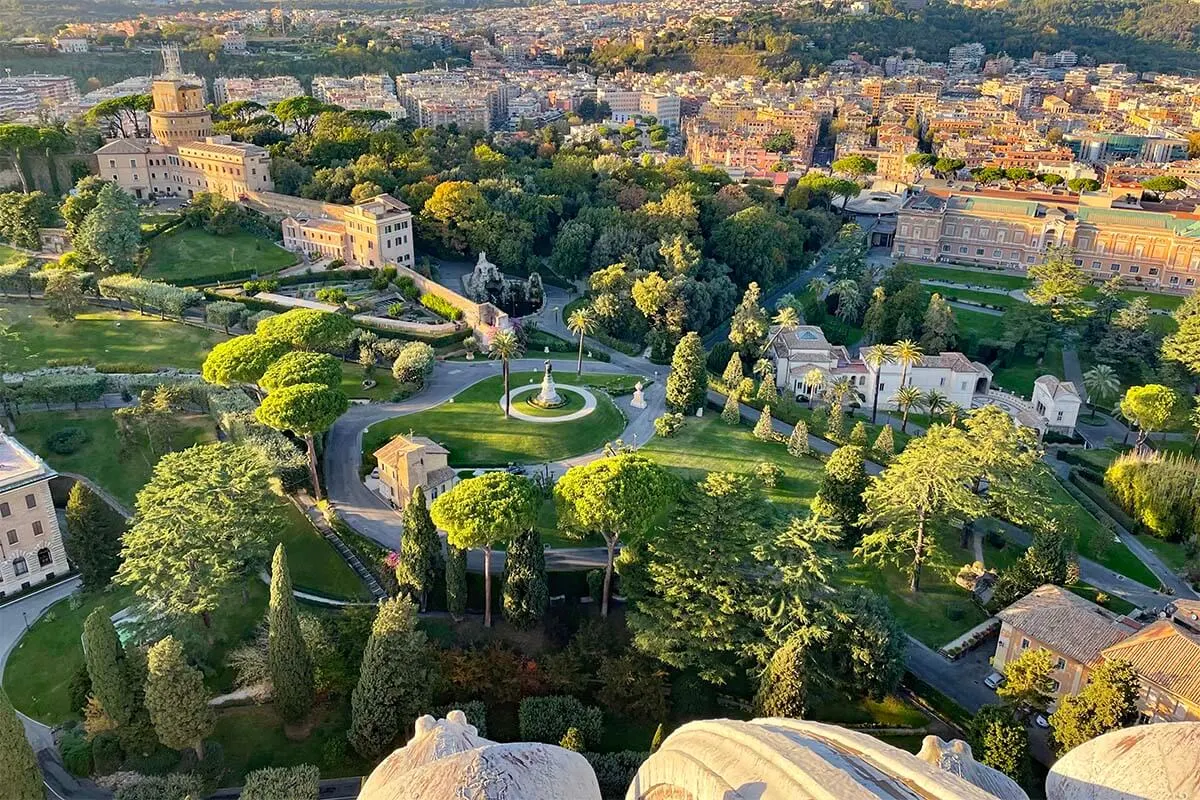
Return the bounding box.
[143,226,297,285]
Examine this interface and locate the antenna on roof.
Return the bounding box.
[161,44,182,78]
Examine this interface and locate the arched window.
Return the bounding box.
[38,549,53,567]
[12,557,28,576]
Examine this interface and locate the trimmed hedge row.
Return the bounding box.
[1069,469,1142,535]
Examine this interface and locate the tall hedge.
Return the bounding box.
[517,695,603,749]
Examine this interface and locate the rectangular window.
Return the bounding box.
[993,249,1002,257]
[25,494,36,509]
[1021,638,1030,649]
[13,559,27,576]
[5,530,15,545]
[32,520,42,536]
[959,246,968,254]
[0,502,8,518]
[976,248,985,256]
[1111,263,1120,271]
[1092,261,1101,268]
[1129,265,1140,274]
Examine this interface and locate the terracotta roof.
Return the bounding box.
[998,584,1136,665]
[1102,615,1200,707]
[918,352,986,373]
[374,434,448,463]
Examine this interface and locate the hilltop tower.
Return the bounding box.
[149,45,212,146]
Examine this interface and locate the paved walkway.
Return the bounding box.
[1061,348,1088,405]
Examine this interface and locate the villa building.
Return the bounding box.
[892,187,1200,291]
[372,435,459,509]
[279,193,415,269]
[766,325,991,411]
[0,434,68,597]
[93,47,274,202]
[1031,376,1082,435]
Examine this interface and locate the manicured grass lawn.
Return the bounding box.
[4,300,227,372]
[1067,447,1121,471]
[991,346,1064,397]
[143,226,297,284]
[513,388,589,417]
[340,364,404,401]
[1068,583,1137,615]
[640,415,825,511]
[3,587,134,723]
[13,410,217,507]
[275,503,371,601]
[908,264,1029,290]
[935,287,1021,310]
[808,694,929,728]
[362,372,628,467]
[1038,469,1159,587]
[1135,533,1192,573]
[953,307,1007,341]
[212,703,368,784]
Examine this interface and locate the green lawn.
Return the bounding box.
[362,372,628,467]
[340,364,404,402]
[934,287,1021,310]
[991,346,1064,397]
[512,388,589,418]
[3,587,134,723]
[4,300,227,372]
[143,226,297,284]
[1068,448,1121,471]
[1038,469,1159,586]
[275,504,371,601]
[640,414,824,511]
[907,264,1030,290]
[1136,534,1191,573]
[953,307,1008,341]
[0,243,23,263]
[808,694,929,728]
[13,410,217,507]
[212,704,368,784]
[1068,583,1137,615]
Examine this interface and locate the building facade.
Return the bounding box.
[892,189,1200,290]
[372,434,459,509]
[279,192,415,269]
[0,434,68,597]
[1100,600,1200,723]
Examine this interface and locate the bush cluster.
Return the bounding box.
[46,426,91,454]
[518,695,604,749]
[419,292,464,321]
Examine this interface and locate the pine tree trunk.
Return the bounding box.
[305,434,323,500]
[602,536,616,617]
[910,513,926,593]
[483,547,492,628]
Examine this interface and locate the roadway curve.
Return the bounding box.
[323,356,665,573]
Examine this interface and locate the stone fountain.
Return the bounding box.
[529,360,566,409]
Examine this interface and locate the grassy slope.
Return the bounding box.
[13,410,217,506]
[4,300,226,372]
[362,371,628,467]
[143,227,296,283]
[275,503,371,601]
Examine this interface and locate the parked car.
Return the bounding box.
[984,671,1005,689]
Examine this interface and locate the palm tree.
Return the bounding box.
[753,358,774,383]
[760,306,801,355]
[808,277,830,300]
[863,344,895,424]
[803,368,826,408]
[1082,364,1120,422]
[893,339,923,390]
[824,375,862,409]
[893,386,922,433]
[945,402,965,427]
[923,389,948,421]
[489,330,523,419]
[566,305,596,377]
[832,279,860,321]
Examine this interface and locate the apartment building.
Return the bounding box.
[0,434,68,597]
[596,86,682,129]
[212,76,302,106]
[892,188,1200,290]
[280,192,415,269]
[312,74,407,118]
[0,84,40,120]
[0,73,80,105]
[396,69,512,130]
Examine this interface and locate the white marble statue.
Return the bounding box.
[631,381,646,409]
[534,359,563,407]
[359,710,600,800]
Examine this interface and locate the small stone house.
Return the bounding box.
[373,434,458,509]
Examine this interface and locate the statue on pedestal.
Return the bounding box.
[631,381,646,409]
[531,360,565,408]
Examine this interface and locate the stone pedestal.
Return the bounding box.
[631,381,646,409]
[530,360,565,408]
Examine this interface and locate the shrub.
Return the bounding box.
[584,751,648,798]
[419,292,464,321]
[68,661,92,714]
[241,765,320,800]
[387,302,405,318]
[328,258,346,269]
[395,276,420,300]
[91,732,125,776]
[113,773,203,800]
[46,426,91,454]
[560,727,585,752]
[242,279,279,295]
[315,287,347,305]
[391,341,436,388]
[60,727,93,776]
[654,412,684,438]
[754,461,783,488]
[518,695,603,749]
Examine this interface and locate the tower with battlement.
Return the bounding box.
[149,45,212,146]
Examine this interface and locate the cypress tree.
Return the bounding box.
[64,482,124,590]
[349,597,433,757]
[754,634,808,718]
[849,420,869,447]
[502,528,548,628]
[721,391,740,425]
[396,487,443,612]
[825,403,844,442]
[874,425,895,458]
[83,608,134,725]
[268,545,314,725]
[144,636,214,759]
[753,406,775,441]
[446,545,467,620]
[757,376,778,405]
[0,687,43,800]
[721,352,743,387]
[665,332,707,413]
[814,444,869,546]
[787,421,810,457]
